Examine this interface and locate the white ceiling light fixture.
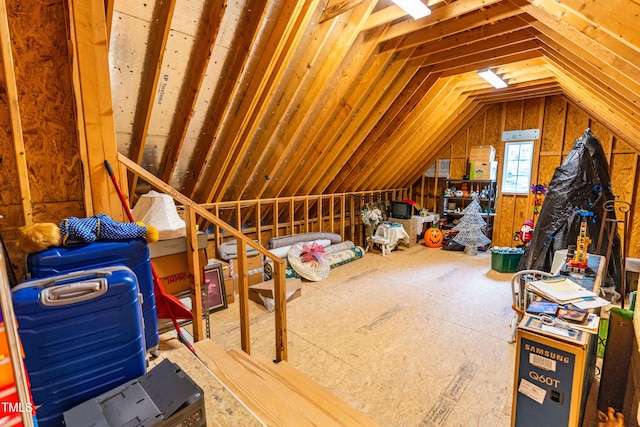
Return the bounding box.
[478,69,508,89]
[392,0,431,19]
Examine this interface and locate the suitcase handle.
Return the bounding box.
[40,279,108,306]
[27,268,119,290]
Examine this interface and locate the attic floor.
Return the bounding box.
[153,243,605,426]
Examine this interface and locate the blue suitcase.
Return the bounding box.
[12,266,147,427]
[26,238,159,354]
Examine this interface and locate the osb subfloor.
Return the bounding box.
[153,243,607,426]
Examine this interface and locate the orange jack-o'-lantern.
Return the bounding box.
[425,226,443,248]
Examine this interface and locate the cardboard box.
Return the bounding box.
[148,232,208,258]
[230,253,264,287]
[152,250,207,296]
[249,278,302,309]
[469,161,497,180]
[469,145,496,162]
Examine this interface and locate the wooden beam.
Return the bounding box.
[538,43,639,119]
[431,40,541,73]
[379,0,515,44]
[419,29,538,66]
[0,0,31,225]
[285,38,411,196]
[158,0,227,184]
[545,61,640,150]
[404,15,533,59]
[226,8,346,201]
[390,3,530,53]
[127,0,176,197]
[356,77,467,190]
[361,0,446,32]
[534,0,640,52]
[104,0,114,42]
[319,59,433,194]
[240,3,381,200]
[439,49,543,77]
[68,0,123,219]
[319,0,364,22]
[196,0,316,203]
[347,74,454,191]
[181,0,270,199]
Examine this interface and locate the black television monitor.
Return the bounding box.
[390,201,412,219]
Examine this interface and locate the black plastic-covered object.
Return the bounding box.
[518,129,622,290]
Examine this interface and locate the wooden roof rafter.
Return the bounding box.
[420,28,539,68]
[321,64,440,194]
[126,0,176,197]
[537,43,639,119]
[268,29,410,201]
[195,0,319,204]
[387,1,530,54]
[530,0,640,53]
[377,0,509,44]
[298,53,430,196]
[400,102,488,187]
[544,59,640,148]
[406,15,534,60]
[347,75,463,191]
[157,0,227,185]
[227,1,379,202]
[364,79,475,190]
[180,0,271,199]
[360,0,447,32]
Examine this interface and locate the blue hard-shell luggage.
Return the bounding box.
[26,238,159,354]
[12,266,147,427]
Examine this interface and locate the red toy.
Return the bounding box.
[519,220,534,245]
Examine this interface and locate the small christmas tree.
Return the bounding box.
[452,195,491,255]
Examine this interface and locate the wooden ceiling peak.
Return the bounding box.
[105,0,640,201]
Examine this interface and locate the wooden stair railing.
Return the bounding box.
[118,153,289,362]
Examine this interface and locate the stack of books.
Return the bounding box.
[522,276,609,341]
[527,276,596,303]
[526,276,609,310]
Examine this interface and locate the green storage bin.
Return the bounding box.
[491,248,524,273]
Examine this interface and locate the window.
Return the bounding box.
[502,141,534,194]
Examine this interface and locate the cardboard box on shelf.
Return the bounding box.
[469,161,497,180]
[469,145,496,162]
[249,278,302,310]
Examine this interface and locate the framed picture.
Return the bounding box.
[204,263,227,313]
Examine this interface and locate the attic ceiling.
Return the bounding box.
[107,0,640,203]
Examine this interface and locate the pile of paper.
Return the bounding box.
[526,276,609,309]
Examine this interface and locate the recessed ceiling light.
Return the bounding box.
[477,69,508,89]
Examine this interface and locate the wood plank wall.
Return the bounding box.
[414,95,640,258]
